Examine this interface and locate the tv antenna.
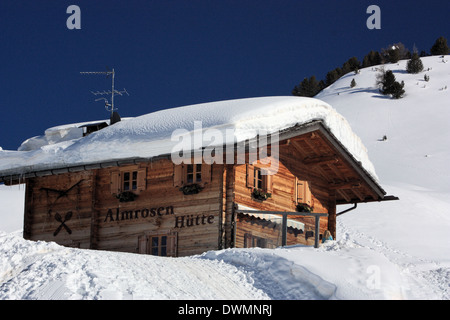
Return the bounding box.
[80,68,129,117]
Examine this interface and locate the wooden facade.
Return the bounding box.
[6,121,389,257]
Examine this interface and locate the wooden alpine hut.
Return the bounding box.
[0,97,396,257]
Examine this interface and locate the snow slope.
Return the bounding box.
[316,56,450,263]
[1,55,450,300]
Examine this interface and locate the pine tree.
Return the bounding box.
[380,70,397,95]
[381,43,410,63]
[391,81,405,99]
[430,36,450,56]
[362,50,382,68]
[377,69,405,99]
[326,69,340,86]
[292,76,321,97]
[406,52,424,74]
[342,57,361,74]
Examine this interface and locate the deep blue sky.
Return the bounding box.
[0,0,448,150]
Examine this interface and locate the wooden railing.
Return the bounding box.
[234,209,328,248]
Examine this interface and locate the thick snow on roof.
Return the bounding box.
[0,96,378,180]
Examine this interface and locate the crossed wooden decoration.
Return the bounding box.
[53,211,73,236]
[39,179,84,237]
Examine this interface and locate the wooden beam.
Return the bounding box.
[325,163,345,181]
[329,180,362,190]
[289,139,308,158]
[336,190,352,203]
[351,188,365,201]
[303,155,339,166]
[294,132,320,141]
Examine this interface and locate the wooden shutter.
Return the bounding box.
[110,171,120,194]
[296,179,304,203]
[262,169,273,193]
[246,164,254,188]
[138,235,148,254]
[201,164,212,184]
[304,181,312,206]
[166,232,178,257]
[173,165,183,187]
[137,168,147,192]
[296,179,312,206]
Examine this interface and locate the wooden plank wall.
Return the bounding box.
[235,214,317,248]
[94,159,224,257]
[23,138,339,255]
[24,171,94,249]
[25,160,225,257]
[233,146,333,246]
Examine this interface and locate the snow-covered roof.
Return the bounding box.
[0,96,378,181]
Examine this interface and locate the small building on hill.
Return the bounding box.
[0,97,396,257]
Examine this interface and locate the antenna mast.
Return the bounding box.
[80,68,129,118]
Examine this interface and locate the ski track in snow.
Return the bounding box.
[336,219,450,300]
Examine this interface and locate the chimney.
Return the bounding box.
[110,111,121,125]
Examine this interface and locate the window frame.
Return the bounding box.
[246,164,273,194]
[122,170,138,192]
[138,231,178,257]
[244,232,274,249]
[110,165,147,195]
[173,163,212,188]
[186,164,202,184]
[253,167,263,190]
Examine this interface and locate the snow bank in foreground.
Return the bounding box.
[0,97,378,181]
[0,231,269,300]
[0,231,411,300]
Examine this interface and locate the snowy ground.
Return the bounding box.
[1,56,449,300]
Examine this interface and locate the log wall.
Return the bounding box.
[24,159,224,257]
[23,136,341,255]
[233,144,333,248]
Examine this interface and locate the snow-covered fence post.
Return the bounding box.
[281,214,288,246]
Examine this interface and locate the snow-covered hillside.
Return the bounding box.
[1,55,449,300]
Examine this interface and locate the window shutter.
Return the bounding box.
[246,164,254,188]
[201,164,212,184]
[138,235,148,254]
[174,165,183,187]
[296,179,312,206]
[297,179,305,204]
[137,168,147,192]
[166,232,178,257]
[304,181,312,207]
[110,171,120,194]
[262,169,273,193]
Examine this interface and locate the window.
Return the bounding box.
[151,235,167,256]
[253,168,262,189]
[123,171,138,191]
[246,164,273,193]
[110,166,147,195]
[244,233,274,249]
[138,232,177,257]
[186,164,202,184]
[173,163,212,187]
